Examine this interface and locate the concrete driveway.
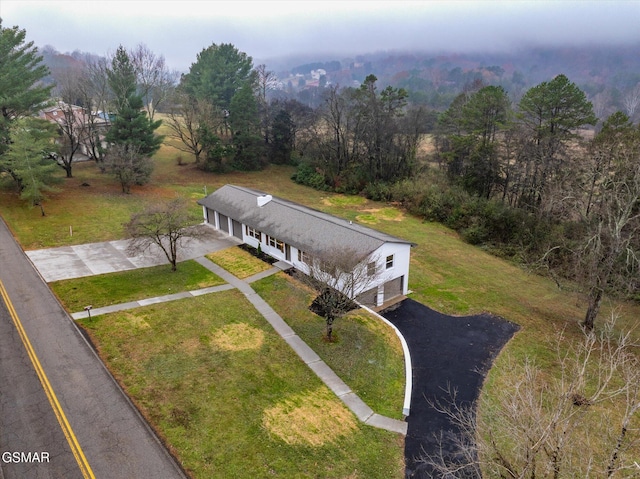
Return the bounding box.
[26,225,240,282]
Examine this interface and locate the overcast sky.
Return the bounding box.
[1,1,639,72]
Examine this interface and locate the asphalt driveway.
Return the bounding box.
[26,225,240,282]
[383,299,519,479]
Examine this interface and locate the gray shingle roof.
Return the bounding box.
[198,185,413,257]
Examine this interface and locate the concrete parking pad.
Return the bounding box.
[26,225,240,282]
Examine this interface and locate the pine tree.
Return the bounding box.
[104,46,163,189]
[1,118,60,214]
[105,94,163,156]
[0,20,53,155]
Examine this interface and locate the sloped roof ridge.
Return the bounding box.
[223,184,411,245]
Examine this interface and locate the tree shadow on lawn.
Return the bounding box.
[382,298,520,479]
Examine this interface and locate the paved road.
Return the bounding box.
[0,299,83,479]
[0,217,187,479]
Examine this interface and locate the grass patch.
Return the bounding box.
[206,246,272,279]
[50,260,225,312]
[356,208,404,224]
[263,387,358,446]
[77,292,404,478]
[322,194,367,208]
[252,273,405,419]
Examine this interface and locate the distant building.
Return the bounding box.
[39,101,109,158]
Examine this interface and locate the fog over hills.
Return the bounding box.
[7,0,638,119]
[3,0,639,71]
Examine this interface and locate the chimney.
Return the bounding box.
[257,195,272,207]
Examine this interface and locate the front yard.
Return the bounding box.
[77,290,405,478]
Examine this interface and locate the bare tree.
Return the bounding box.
[49,62,93,178]
[622,83,640,119]
[538,113,640,331]
[46,66,89,178]
[81,56,112,171]
[297,248,383,341]
[130,43,179,119]
[255,64,277,144]
[104,144,153,194]
[165,91,226,164]
[125,198,203,271]
[577,113,640,330]
[419,314,640,478]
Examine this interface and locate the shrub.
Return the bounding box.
[363,182,393,201]
[291,162,329,191]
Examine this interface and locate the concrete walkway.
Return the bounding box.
[71,257,408,435]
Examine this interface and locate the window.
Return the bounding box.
[385,254,394,270]
[298,249,310,264]
[267,235,285,253]
[367,261,377,276]
[245,225,262,241]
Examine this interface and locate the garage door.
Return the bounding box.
[218,213,229,233]
[232,219,243,239]
[356,287,378,307]
[383,276,403,302]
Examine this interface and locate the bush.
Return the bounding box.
[363,182,393,201]
[291,162,329,191]
[388,172,554,260]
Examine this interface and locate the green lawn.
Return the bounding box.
[77,292,404,478]
[252,273,406,420]
[4,137,640,473]
[50,260,225,312]
[206,246,273,279]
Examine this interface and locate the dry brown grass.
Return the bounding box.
[355,207,404,224]
[122,311,151,330]
[179,337,202,355]
[262,387,358,446]
[210,322,265,351]
[206,247,272,279]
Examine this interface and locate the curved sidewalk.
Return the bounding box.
[72,257,408,436]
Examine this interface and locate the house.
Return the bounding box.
[198,185,414,307]
[39,101,110,158]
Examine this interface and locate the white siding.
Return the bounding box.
[201,204,411,306]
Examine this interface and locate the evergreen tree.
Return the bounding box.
[181,43,255,111]
[269,109,294,164]
[438,86,511,198]
[229,82,264,170]
[105,94,163,157]
[106,45,163,155]
[107,45,137,111]
[516,74,596,207]
[1,118,60,214]
[0,20,53,155]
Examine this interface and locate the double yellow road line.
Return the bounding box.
[0,280,95,479]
